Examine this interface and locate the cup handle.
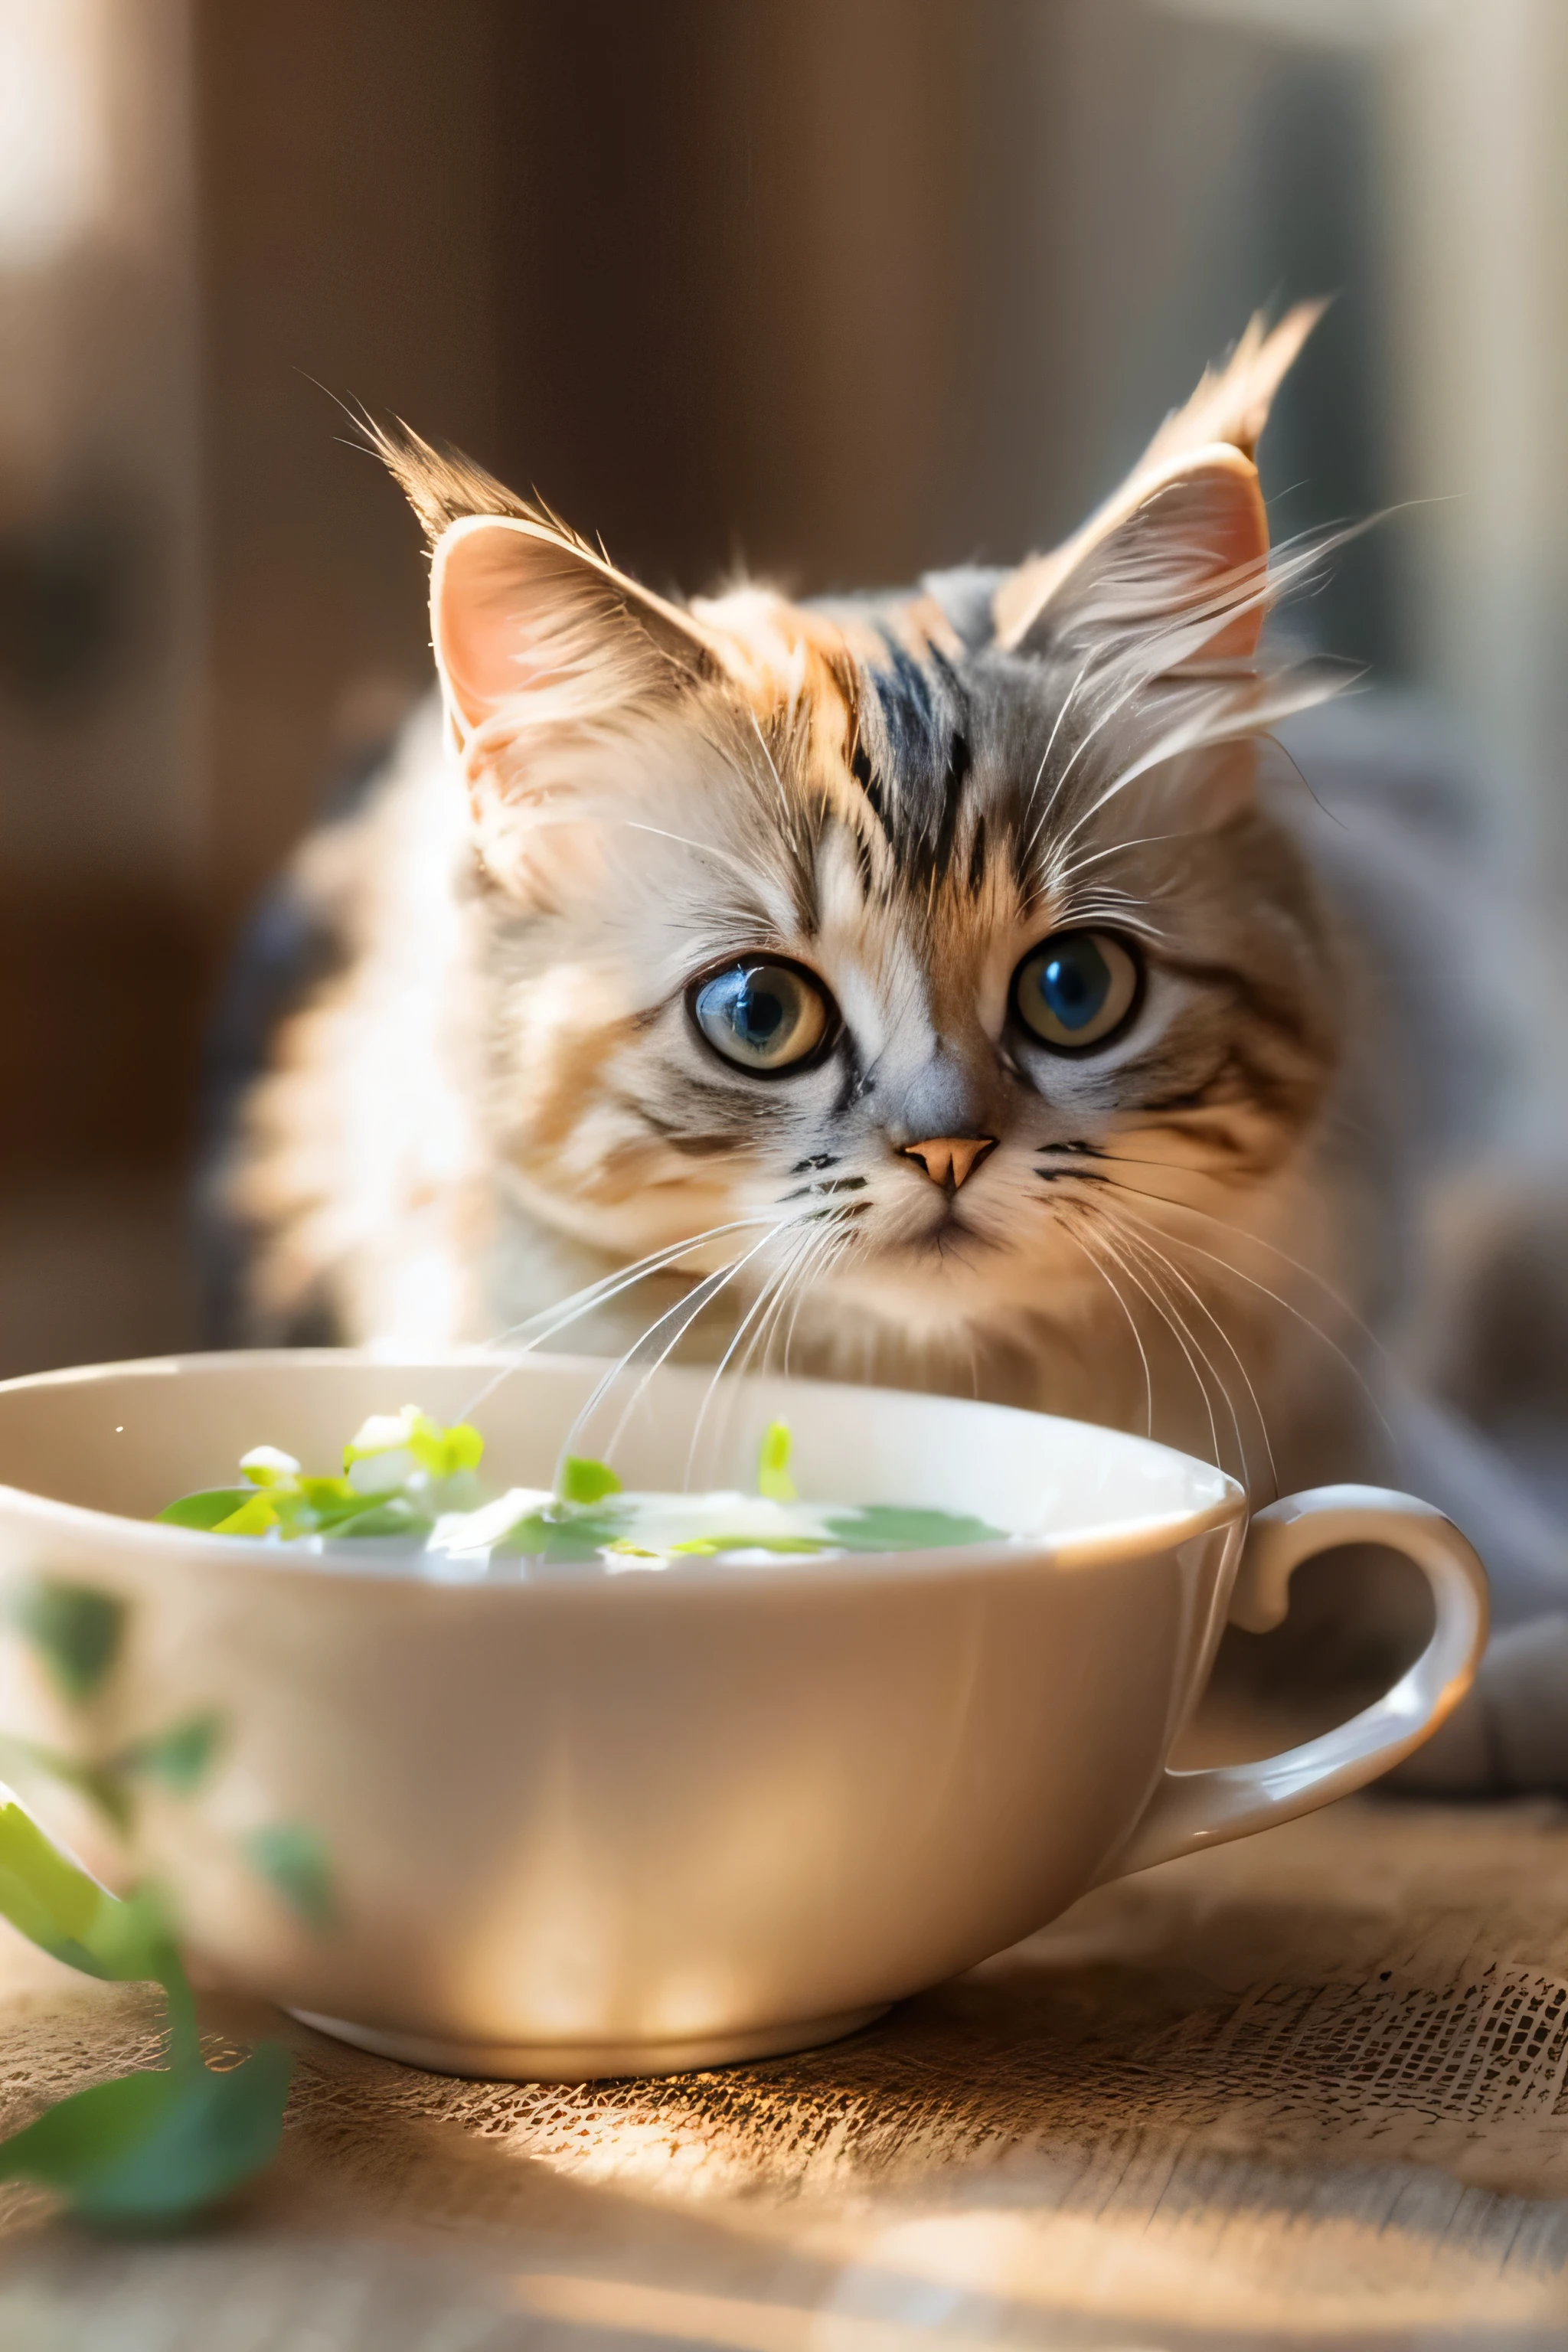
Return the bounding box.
[1099,1485,1489,1882]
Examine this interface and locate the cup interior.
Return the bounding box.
[0,1351,1238,1561]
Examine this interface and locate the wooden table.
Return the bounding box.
[2,1794,1567,2350]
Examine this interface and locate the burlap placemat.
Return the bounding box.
[2,1794,1567,2350]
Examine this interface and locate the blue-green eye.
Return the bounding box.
[1012,930,1140,1050]
[691,960,834,1074]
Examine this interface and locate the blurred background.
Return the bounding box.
[1,0,1563,1380]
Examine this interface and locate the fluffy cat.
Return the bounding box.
[208,308,1568,1785]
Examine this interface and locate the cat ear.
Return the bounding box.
[430,514,724,745]
[367,417,722,743]
[994,302,1323,661]
[998,443,1269,665]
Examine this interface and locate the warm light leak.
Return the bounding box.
[0,0,112,270]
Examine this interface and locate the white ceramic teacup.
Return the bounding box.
[0,1351,1486,2081]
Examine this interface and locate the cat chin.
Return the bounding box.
[808,1237,1101,1347]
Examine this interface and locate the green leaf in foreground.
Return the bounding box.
[0,1803,185,2021]
[15,1583,126,1703]
[558,1455,622,1506]
[0,2042,292,2227]
[756,1419,796,1503]
[246,1822,335,1931]
[0,1796,106,1971]
[822,1504,1007,1552]
[0,1795,291,2224]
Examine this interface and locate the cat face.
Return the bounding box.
[377,307,1344,1400]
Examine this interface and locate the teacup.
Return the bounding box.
[0,1351,1486,2081]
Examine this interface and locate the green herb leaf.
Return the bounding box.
[322,1498,433,1541]
[492,1511,549,1556]
[15,1583,125,1702]
[756,1419,796,1502]
[265,1489,317,1540]
[211,1494,279,1538]
[246,1822,335,1930]
[558,1455,622,1506]
[496,1507,627,1561]
[155,1488,256,1532]
[822,1504,1006,1552]
[0,2041,292,2226]
[406,1416,485,1479]
[294,1478,394,1537]
[669,1531,831,1556]
[298,1474,358,1512]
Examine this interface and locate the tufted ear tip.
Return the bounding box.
[994,303,1325,660]
[1143,300,1326,472]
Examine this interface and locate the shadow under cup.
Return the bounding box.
[0,1352,1485,2079]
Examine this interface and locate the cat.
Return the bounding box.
[206,306,1568,1788]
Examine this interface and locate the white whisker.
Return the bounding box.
[1106,1207,1274,1493]
[1055,1204,1154,1437]
[1116,1205,1399,1462]
[562,1220,795,1480]
[1096,1162,1383,1357]
[682,1217,828,1488]
[1085,1215,1223,1467]
[457,1217,794,1421]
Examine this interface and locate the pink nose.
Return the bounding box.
[900,1136,996,1190]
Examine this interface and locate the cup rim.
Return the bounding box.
[0,1348,1247,1586]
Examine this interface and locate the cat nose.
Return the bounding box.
[900,1136,997,1191]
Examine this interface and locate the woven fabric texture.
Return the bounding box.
[2,1796,1568,2350]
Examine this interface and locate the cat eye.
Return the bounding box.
[1011,930,1141,1051]
[690,959,835,1075]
